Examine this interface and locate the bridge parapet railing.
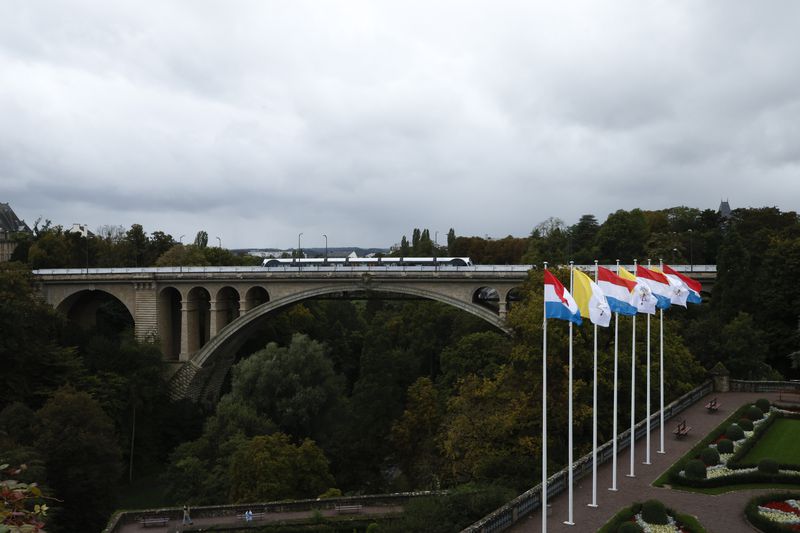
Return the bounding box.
[730,380,800,393]
[460,380,714,533]
[32,265,537,275]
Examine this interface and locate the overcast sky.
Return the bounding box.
[2,1,799,249]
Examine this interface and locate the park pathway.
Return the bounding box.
[509,391,786,533]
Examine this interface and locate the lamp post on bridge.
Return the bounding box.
[297,233,303,262]
[179,234,185,244]
[323,234,328,261]
[216,236,221,248]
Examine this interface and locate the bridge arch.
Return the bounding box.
[187,282,510,375]
[55,289,134,333]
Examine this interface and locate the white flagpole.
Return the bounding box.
[542,262,548,533]
[610,260,620,491]
[589,260,599,508]
[658,258,666,455]
[565,263,575,525]
[644,259,652,466]
[627,259,637,478]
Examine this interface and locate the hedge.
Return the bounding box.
[597,502,707,533]
[727,410,800,470]
[745,492,800,533]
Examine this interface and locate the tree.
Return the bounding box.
[595,209,649,262]
[155,244,210,266]
[400,236,410,256]
[447,228,456,255]
[126,224,148,266]
[35,387,122,532]
[228,334,345,439]
[228,433,335,502]
[194,230,209,249]
[569,214,599,263]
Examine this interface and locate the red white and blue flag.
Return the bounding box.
[544,270,582,325]
[662,264,702,304]
[636,265,672,310]
[597,266,638,316]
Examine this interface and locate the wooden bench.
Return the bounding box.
[705,397,720,412]
[236,511,266,522]
[779,389,800,403]
[334,504,363,515]
[673,419,692,438]
[140,516,169,528]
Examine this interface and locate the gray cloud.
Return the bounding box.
[1,0,799,249]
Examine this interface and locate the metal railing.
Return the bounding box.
[730,380,800,393]
[460,380,714,533]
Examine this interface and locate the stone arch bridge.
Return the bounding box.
[33,265,532,403]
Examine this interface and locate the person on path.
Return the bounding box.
[182,505,193,525]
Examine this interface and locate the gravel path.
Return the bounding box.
[509,391,789,533]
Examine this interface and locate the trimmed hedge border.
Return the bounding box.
[597,502,707,533]
[728,411,800,470]
[665,407,800,489]
[658,403,751,487]
[744,492,800,533]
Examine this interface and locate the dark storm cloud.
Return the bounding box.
[1,0,799,248]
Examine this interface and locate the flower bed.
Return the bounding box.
[746,493,800,532]
[597,502,706,533]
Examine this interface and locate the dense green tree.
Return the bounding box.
[36,387,122,532]
[595,209,649,262]
[194,230,209,248]
[447,228,456,255]
[228,433,335,502]
[155,244,210,266]
[439,331,511,389]
[570,214,600,263]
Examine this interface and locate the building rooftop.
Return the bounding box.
[0,203,31,234]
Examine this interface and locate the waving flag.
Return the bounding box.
[662,264,702,304]
[636,265,672,310]
[655,267,689,307]
[572,269,611,327]
[619,266,657,314]
[544,270,582,325]
[597,266,637,316]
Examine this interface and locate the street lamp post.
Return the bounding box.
[179,234,185,244]
[216,236,222,248]
[323,234,328,261]
[297,233,303,262]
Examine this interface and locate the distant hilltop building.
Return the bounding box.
[65,223,94,238]
[718,199,732,220]
[0,203,32,262]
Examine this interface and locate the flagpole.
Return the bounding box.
[542,261,548,533]
[589,260,599,508]
[627,259,637,478]
[644,259,652,466]
[658,258,665,455]
[610,260,620,491]
[565,262,575,525]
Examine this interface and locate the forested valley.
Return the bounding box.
[2,205,799,532]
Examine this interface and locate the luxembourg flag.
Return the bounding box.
[544,270,582,325]
[636,265,672,310]
[573,269,612,327]
[662,264,703,304]
[597,266,637,316]
[619,266,657,315]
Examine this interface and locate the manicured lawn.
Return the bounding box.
[741,418,800,465]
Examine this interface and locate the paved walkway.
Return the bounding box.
[510,391,787,533]
[115,505,402,532]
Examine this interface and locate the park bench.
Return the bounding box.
[236,511,266,522]
[779,389,800,403]
[140,516,169,528]
[705,397,720,412]
[334,504,363,514]
[673,419,692,438]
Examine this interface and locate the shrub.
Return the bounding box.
[685,459,707,480]
[755,398,770,412]
[618,522,644,533]
[717,438,734,454]
[726,424,745,441]
[641,500,669,525]
[700,447,720,466]
[738,418,754,431]
[746,406,764,421]
[366,523,381,533]
[758,458,779,474]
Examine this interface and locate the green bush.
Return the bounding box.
[641,500,669,525]
[726,423,745,441]
[700,448,720,466]
[746,406,764,421]
[685,459,707,480]
[717,438,734,454]
[758,458,779,474]
[618,522,644,533]
[755,398,770,412]
[738,418,754,431]
[366,523,381,533]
